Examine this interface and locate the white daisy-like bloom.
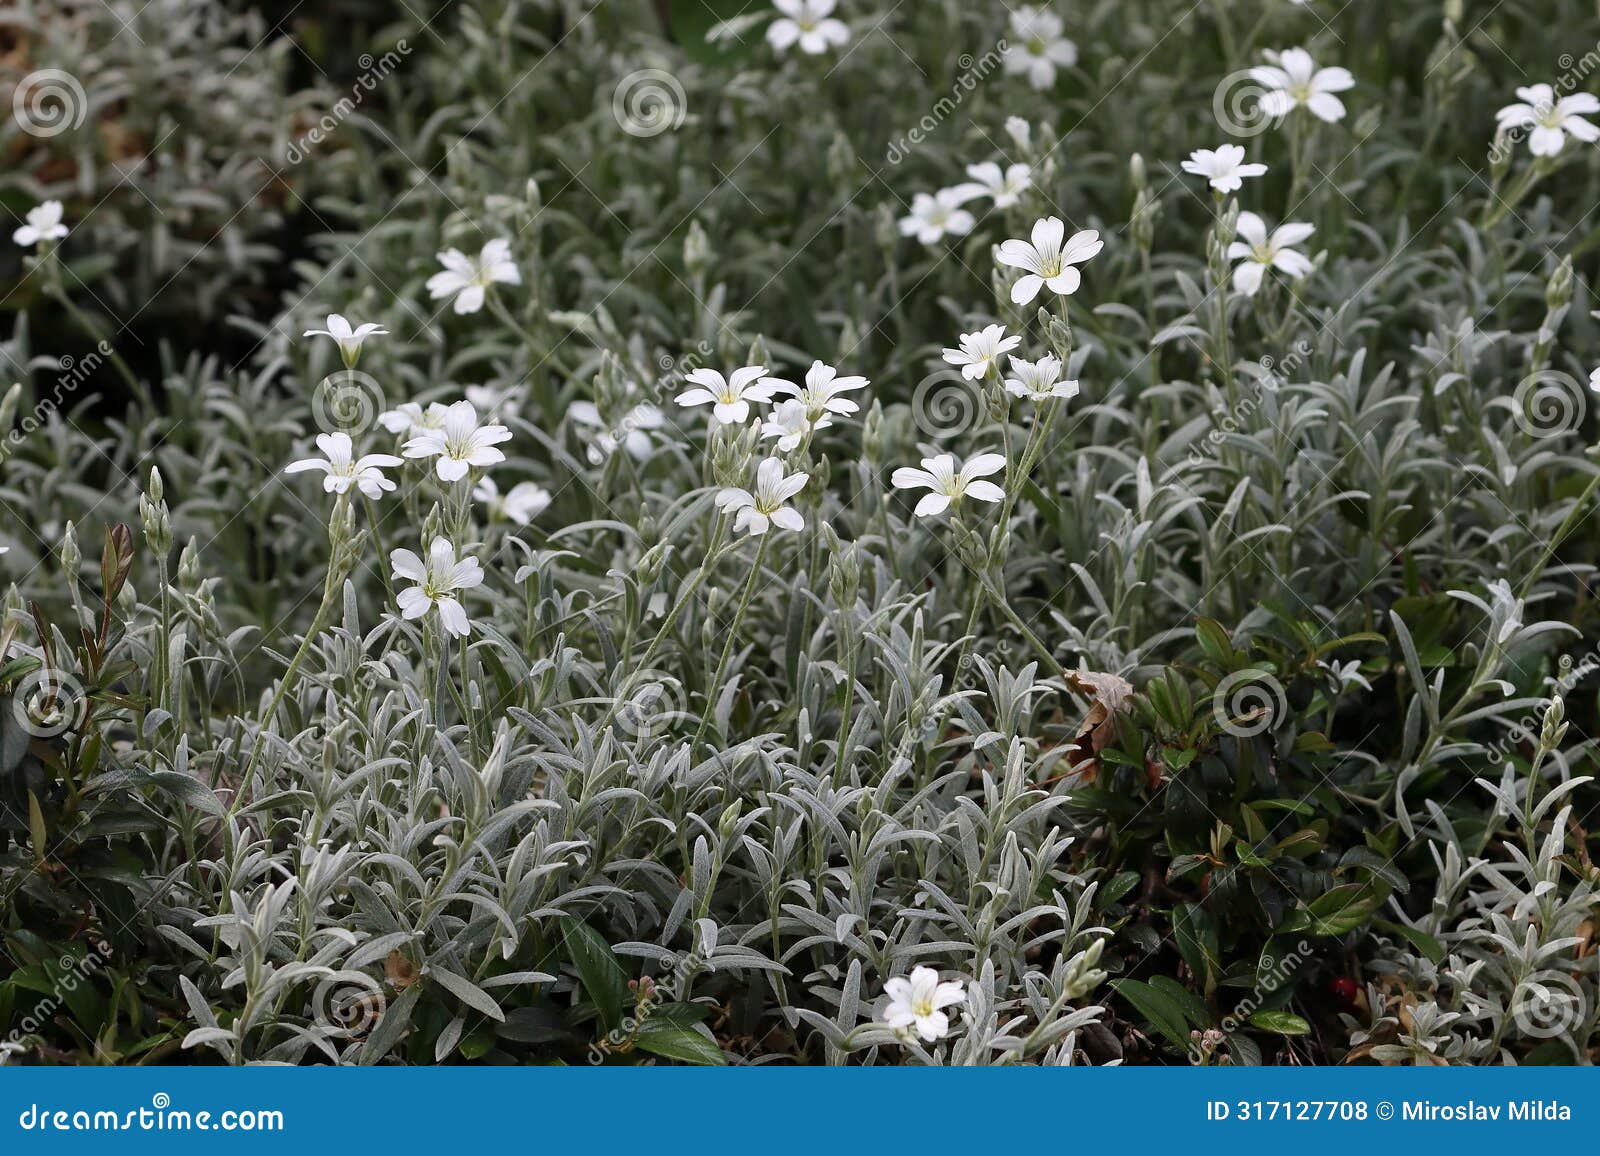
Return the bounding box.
[1227,211,1314,296]
[378,400,450,438]
[391,538,483,638]
[891,452,1006,518]
[997,217,1103,305]
[1589,366,1600,394]
[426,238,520,315]
[303,313,388,366]
[761,398,830,452]
[770,360,869,420]
[13,200,68,247]
[465,383,521,422]
[402,400,513,481]
[1495,84,1600,157]
[952,161,1033,209]
[473,476,551,525]
[570,400,664,463]
[283,432,403,500]
[1003,354,1079,402]
[882,966,966,1042]
[675,365,776,425]
[1251,48,1355,123]
[715,456,809,536]
[942,324,1021,381]
[767,0,849,55]
[1180,144,1268,194]
[1002,6,1077,91]
[898,189,978,247]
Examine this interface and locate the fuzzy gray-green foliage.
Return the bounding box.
[1,0,1598,1066]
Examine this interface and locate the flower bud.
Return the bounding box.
[59,521,80,574]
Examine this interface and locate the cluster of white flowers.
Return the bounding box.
[899,155,1034,248]
[284,278,552,639]
[895,215,1096,521]
[674,357,868,538]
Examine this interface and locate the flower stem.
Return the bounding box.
[691,534,769,752]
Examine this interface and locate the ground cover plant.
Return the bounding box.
[1,0,1599,1066]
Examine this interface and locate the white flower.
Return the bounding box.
[1227,211,1314,296]
[303,313,387,366]
[891,452,1006,518]
[391,538,483,638]
[715,456,808,536]
[1002,6,1077,91]
[570,400,664,463]
[761,398,828,451]
[283,432,402,500]
[770,360,869,419]
[1003,354,1079,402]
[426,239,520,315]
[402,400,513,481]
[997,217,1103,305]
[474,476,551,525]
[767,0,849,55]
[882,966,966,1042]
[1251,48,1355,123]
[1005,116,1032,152]
[465,383,520,422]
[675,365,776,425]
[379,400,449,438]
[1181,144,1268,193]
[13,200,67,247]
[1496,84,1600,157]
[952,161,1033,209]
[1590,366,1600,394]
[898,189,977,246]
[942,325,1020,381]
